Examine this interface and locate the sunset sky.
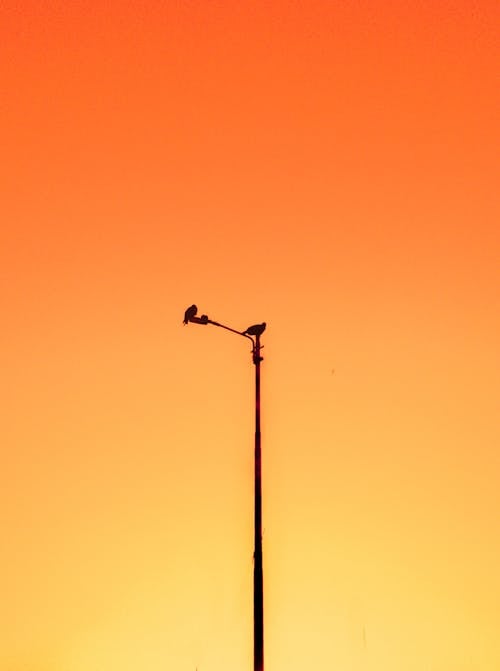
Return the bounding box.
[1,1,499,669]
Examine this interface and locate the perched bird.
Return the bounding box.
[183,304,197,324]
[243,322,266,336]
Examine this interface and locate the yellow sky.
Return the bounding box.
[1,1,499,669]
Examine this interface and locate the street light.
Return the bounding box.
[183,304,266,671]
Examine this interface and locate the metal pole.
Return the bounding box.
[253,334,264,671]
[183,308,265,670]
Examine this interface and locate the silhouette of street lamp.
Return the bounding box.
[183,305,266,671]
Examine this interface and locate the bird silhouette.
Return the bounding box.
[243,322,266,336]
[183,304,197,324]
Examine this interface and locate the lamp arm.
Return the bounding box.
[207,319,255,348]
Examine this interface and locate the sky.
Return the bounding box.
[1,0,499,669]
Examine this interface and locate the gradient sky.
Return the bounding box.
[1,1,499,669]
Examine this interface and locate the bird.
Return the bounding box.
[243,322,266,336]
[183,304,197,324]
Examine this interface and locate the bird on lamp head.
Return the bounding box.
[183,304,197,324]
[243,322,266,336]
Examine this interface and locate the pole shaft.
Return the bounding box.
[254,335,264,671]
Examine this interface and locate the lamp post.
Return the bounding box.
[183,305,265,671]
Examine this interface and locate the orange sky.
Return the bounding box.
[1,1,499,669]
